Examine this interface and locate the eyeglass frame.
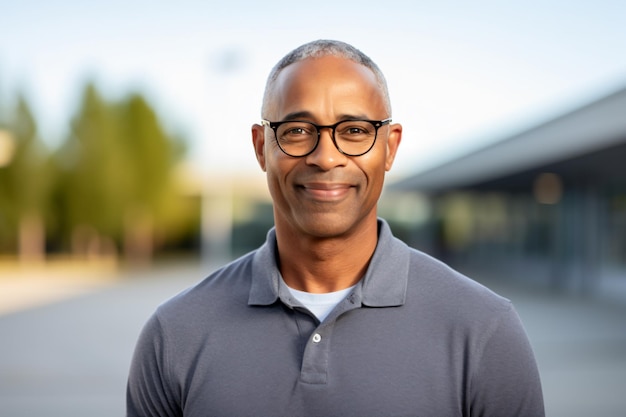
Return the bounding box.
[261,118,392,157]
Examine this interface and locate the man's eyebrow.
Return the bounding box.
[336,113,371,121]
[280,111,315,121]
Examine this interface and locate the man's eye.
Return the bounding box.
[286,128,307,135]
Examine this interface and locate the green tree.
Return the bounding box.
[0,94,50,260]
[53,82,187,262]
[116,93,186,261]
[54,83,128,258]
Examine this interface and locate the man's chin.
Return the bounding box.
[294,213,364,240]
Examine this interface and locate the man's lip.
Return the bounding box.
[301,182,352,190]
[298,182,354,200]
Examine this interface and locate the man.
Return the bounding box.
[127,40,544,416]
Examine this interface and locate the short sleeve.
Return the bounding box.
[470,304,545,417]
[126,313,181,417]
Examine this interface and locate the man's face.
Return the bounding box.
[252,55,402,240]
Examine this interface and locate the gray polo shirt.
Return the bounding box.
[127,220,544,417]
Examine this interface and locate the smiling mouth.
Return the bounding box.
[299,183,354,201]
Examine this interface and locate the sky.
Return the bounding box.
[1,0,625,179]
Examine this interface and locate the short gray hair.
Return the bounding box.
[261,39,391,117]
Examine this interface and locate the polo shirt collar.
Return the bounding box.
[249,219,410,308]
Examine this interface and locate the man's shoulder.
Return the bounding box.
[406,246,512,314]
[154,251,257,322]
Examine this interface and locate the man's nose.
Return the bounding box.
[305,128,348,170]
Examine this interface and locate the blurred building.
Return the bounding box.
[391,85,626,298]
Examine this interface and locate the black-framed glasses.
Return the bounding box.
[261,118,392,157]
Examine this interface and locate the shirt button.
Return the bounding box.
[312,333,322,343]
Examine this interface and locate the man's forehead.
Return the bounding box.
[270,57,381,102]
[262,55,387,120]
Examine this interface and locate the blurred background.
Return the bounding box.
[1,1,625,416]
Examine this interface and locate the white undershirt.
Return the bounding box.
[287,284,356,322]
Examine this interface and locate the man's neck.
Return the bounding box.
[275,219,379,293]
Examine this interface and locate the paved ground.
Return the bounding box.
[0,261,625,417]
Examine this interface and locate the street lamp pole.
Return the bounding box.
[201,47,246,268]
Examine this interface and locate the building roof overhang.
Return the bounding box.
[391,86,626,193]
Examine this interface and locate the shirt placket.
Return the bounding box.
[297,293,361,385]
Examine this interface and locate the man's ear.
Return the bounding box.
[385,123,402,171]
[251,124,267,172]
